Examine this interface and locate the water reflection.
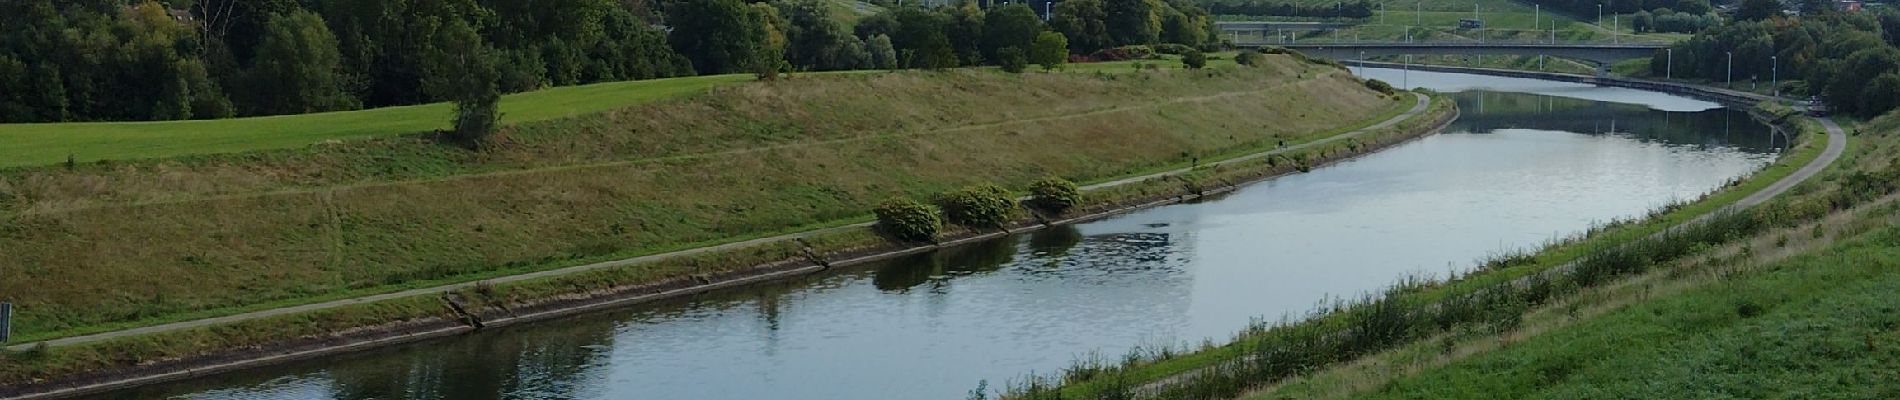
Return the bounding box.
[100,72,1782,400]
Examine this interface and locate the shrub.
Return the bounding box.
[1027,177,1082,214]
[1363,78,1396,95]
[1030,31,1069,71]
[1182,49,1207,69]
[936,184,1019,227]
[1235,50,1264,67]
[997,46,1029,73]
[1091,45,1155,61]
[1153,43,1195,55]
[875,197,942,242]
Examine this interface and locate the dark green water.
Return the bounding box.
[93,70,1780,400]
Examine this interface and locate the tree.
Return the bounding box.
[1104,0,1160,46]
[1630,11,1652,33]
[982,4,1044,64]
[915,31,961,69]
[777,0,857,70]
[868,34,899,69]
[1159,8,1206,47]
[945,2,987,65]
[1734,0,1783,22]
[1051,0,1112,54]
[1863,73,1900,117]
[1030,31,1069,70]
[667,0,767,74]
[750,2,791,79]
[244,9,358,116]
[1181,48,1207,69]
[997,47,1029,73]
[422,17,501,145]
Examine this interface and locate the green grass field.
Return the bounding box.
[1350,221,1900,399]
[0,74,754,169]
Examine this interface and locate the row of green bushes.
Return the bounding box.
[874,177,1081,242]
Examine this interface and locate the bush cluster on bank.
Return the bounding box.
[874,177,1084,242]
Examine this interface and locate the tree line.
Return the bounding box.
[1516,0,1711,22]
[0,0,1221,124]
[1629,8,1720,34]
[1654,9,1900,117]
[1202,0,1374,20]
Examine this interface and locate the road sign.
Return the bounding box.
[1,302,12,343]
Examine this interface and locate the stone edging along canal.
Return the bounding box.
[2,93,1448,400]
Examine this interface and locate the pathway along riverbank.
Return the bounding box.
[1,93,1452,400]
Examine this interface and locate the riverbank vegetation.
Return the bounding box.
[1651,8,1900,117]
[994,96,1882,399]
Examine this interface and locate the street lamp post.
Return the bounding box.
[1416,1,1421,27]
[1535,5,1540,30]
[1772,55,1779,97]
[1666,48,1673,79]
[1726,51,1733,87]
[1597,4,1602,27]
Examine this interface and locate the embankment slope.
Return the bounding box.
[0,55,1395,349]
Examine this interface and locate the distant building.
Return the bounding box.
[1458,18,1485,29]
[1835,0,1863,12]
[166,8,194,22]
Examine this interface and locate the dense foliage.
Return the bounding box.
[875,197,943,242]
[1518,0,1712,20]
[1027,177,1082,213]
[0,0,691,123]
[1630,9,1721,34]
[2,0,1226,124]
[1203,0,1374,19]
[936,184,1021,228]
[1655,10,1900,117]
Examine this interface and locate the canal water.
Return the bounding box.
[96,69,1782,400]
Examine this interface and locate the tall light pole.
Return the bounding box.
[1416,1,1421,27]
[1726,51,1733,87]
[1666,48,1673,79]
[1772,55,1779,97]
[1044,1,1052,21]
[1597,4,1603,27]
[1613,15,1619,44]
[1535,5,1540,30]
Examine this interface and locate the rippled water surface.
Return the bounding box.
[99,69,1782,400]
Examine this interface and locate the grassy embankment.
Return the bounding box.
[0,54,1449,388]
[1000,90,1841,399]
[1253,115,1900,400]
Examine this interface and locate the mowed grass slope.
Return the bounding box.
[0,74,753,168]
[1354,225,1900,399]
[0,55,1402,342]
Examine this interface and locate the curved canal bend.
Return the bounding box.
[95,69,1786,400]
